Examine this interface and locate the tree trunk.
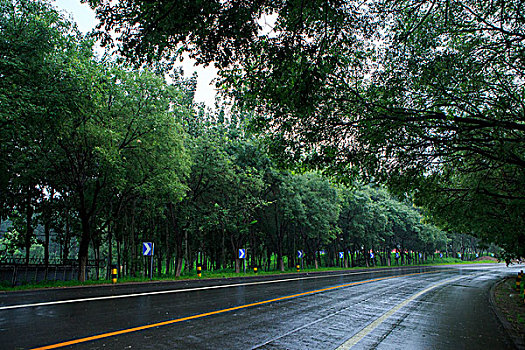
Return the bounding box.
[107,226,112,280]
[63,217,70,263]
[235,258,241,273]
[165,254,172,275]
[130,205,136,277]
[95,241,100,280]
[25,198,33,265]
[44,220,50,267]
[165,218,171,275]
[175,257,183,277]
[78,211,91,282]
[221,228,226,270]
[77,180,102,282]
[117,238,121,278]
[157,256,162,276]
[184,230,190,272]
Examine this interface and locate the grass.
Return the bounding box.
[493,276,525,342]
[517,314,525,325]
[425,258,496,265]
[0,278,113,291]
[0,258,499,292]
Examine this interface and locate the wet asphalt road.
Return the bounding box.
[0,264,522,350]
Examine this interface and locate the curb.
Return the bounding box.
[489,278,525,350]
[0,265,437,294]
[1,262,502,294]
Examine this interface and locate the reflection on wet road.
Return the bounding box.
[0,264,521,349]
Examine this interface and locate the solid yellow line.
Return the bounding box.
[31,270,440,350]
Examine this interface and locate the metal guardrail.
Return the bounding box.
[0,265,105,286]
[0,258,108,286]
[0,257,104,266]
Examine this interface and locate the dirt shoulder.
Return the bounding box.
[491,277,525,349]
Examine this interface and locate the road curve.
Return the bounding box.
[0,264,521,349]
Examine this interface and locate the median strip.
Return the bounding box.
[31,270,441,350]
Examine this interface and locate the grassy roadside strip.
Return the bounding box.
[491,277,525,349]
[0,258,498,292]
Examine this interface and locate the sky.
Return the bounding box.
[53,0,218,109]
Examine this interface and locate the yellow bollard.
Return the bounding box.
[197,265,202,278]
[253,267,258,274]
[296,265,300,273]
[111,266,117,284]
[516,272,522,291]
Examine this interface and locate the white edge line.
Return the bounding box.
[0,267,435,311]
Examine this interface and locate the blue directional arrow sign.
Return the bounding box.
[238,249,246,259]
[297,250,304,259]
[143,242,154,256]
[339,252,344,259]
[370,252,374,259]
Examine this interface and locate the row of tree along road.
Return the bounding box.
[0,1,516,283]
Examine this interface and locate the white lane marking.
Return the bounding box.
[0,268,434,310]
[251,296,373,349]
[336,275,464,350]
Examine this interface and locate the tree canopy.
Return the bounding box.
[87,0,525,256]
[1,0,190,279]
[0,0,516,285]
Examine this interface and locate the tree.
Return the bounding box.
[0,0,94,265]
[295,173,340,269]
[88,0,524,254]
[365,1,525,256]
[1,0,190,280]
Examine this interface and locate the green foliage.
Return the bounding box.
[87,0,525,256]
[0,1,500,285]
[0,0,190,279]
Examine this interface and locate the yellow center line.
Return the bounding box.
[32,270,442,350]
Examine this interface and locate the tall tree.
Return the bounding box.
[88,0,525,254]
[0,0,93,264]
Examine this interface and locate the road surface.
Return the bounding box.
[0,263,521,349]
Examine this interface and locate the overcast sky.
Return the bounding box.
[53,0,218,109]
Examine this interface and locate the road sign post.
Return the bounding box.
[297,250,304,269]
[239,249,246,273]
[143,242,154,280]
